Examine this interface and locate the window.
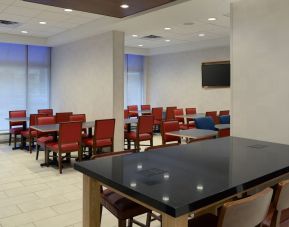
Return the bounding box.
[124,54,145,108]
[0,43,51,131]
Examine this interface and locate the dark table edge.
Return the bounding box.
[74,159,289,218]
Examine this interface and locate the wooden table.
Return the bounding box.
[75,137,289,227]
[166,128,217,143]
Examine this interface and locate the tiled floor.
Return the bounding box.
[0,136,163,227]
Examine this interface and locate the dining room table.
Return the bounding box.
[165,128,218,143]
[74,136,289,227]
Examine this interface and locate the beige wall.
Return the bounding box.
[51,31,124,150]
[146,46,231,112]
[231,0,289,144]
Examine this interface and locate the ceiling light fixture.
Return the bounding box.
[132,34,138,37]
[39,21,47,25]
[198,33,205,37]
[64,9,73,12]
[164,27,171,30]
[165,39,171,42]
[21,30,28,34]
[120,4,129,9]
[138,44,143,47]
[208,17,217,21]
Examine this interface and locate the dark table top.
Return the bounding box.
[176,113,205,119]
[124,118,138,124]
[5,117,30,122]
[31,121,95,132]
[166,129,217,139]
[215,124,230,130]
[75,137,289,217]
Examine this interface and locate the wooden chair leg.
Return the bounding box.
[118,219,126,227]
[14,134,17,149]
[58,153,62,174]
[45,147,50,166]
[29,137,32,153]
[146,212,152,227]
[36,145,40,160]
[78,149,82,161]
[20,136,24,149]
[128,218,133,227]
[9,133,11,146]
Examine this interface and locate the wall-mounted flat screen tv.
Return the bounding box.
[202,61,230,87]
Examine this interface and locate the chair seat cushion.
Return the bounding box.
[37,136,54,147]
[188,213,218,227]
[126,131,152,141]
[154,119,162,125]
[83,138,112,147]
[46,142,79,152]
[10,127,24,134]
[21,130,37,138]
[101,189,149,220]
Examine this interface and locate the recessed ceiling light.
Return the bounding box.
[132,34,138,37]
[138,44,143,47]
[208,17,217,21]
[165,39,171,42]
[120,4,129,9]
[21,30,28,34]
[164,27,171,30]
[198,33,205,37]
[64,9,73,12]
[39,21,47,25]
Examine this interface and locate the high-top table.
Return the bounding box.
[75,137,289,227]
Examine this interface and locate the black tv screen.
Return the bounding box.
[202,61,230,87]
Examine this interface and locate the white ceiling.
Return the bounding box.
[0,0,230,51]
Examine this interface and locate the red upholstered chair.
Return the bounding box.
[126,115,154,150]
[219,129,230,138]
[83,119,115,154]
[46,122,82,174]
[141,105,151,111]
[161,121,181,145]
[219,110,230,116]
[38,109,53,116]
[152,107,163,131]
[186,107,197,126]
[69,114,87,137]
[173,109,188,130]
[9,110,26,148]
[165,106,177,121]
[35,116,56,160]
[128,105,138,118]
[55,112,73,123]
[91,150,155,227]
[206,111,219,124]
[124,109,129,119]
[21,113,47,152]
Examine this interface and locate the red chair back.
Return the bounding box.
[69,114,86,122]
[30,114,47,127]
[161,121,181,144]
[165,106,177,121]
[152,107,163,121]
[138,115,154,135]
[220,110,230,116]
[9,110,26,127]
[124,109,129,119]
[186,108,197,115]
[128,105,138,112]
[141,105,151,111]
[37,116,56,125]
[58,122,82,147]
[174,109,185,124]
[38,109,53,116]
[206,111,219,124]
[94,119,115,141]
[56,112,73,123]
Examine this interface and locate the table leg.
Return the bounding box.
[83,175,101,227]
[127,123,131,150]
[162,213,188,227]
